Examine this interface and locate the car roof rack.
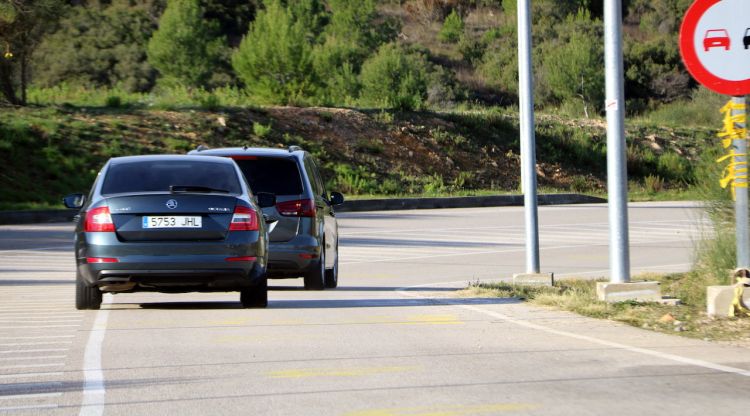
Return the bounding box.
[288,145,303,153]
[195,144,209,152]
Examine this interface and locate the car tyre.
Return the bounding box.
[304,248,325,290]
[76,270,102,310]
[324,249,338,289]
[240,277,268,308]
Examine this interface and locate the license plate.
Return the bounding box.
[142,216,202,228]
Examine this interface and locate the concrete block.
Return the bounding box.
[513,273,554,287]
[707,285,750,317]
[596,281,661,302]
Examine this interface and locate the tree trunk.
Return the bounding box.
[20,51,27,105]
[0,61,19,105]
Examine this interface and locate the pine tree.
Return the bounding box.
[231,0,316,104]
[147,0,224,88]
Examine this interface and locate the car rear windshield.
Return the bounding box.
[101,160,242,195]
[234,158,303,195]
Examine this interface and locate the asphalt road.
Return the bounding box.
[1,202,749,415]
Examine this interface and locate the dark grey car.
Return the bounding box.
[189,146,343,290]
[64,155,275,310]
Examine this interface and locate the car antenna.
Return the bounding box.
[243,145,248,150]
[288,145,302,153]
[195,144,209,152]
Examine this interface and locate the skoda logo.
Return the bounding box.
[166,199,178,210]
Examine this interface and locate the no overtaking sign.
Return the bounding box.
[679,0,750,96]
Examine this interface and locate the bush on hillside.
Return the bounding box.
[438,9,464,43]
[359,43,431,111]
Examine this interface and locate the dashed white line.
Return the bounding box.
[0,348,69,354]
[0,363,64,369]
[0,341,72,347]
[0,372,63,380]
[0,392,63,400]
[0,355,66,361]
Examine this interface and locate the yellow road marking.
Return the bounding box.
[400,314,463,325]
[268,365,418,379]
[344,403,538,416]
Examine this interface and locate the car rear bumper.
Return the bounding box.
[76,230,266,291]
[266,236,320,278]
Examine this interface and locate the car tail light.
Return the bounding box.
[85,206,114,232]
[276,199,316,217]
[225,256,257,262]
[229,205,259,231]
[86,257,118,263]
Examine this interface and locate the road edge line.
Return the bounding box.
[79,295,111,416]
[396,282,750,378]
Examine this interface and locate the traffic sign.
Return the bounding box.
[679,0,750,96]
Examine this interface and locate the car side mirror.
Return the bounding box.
[255,192,276,209]
[329,191,344,206]
[63,193,86,209]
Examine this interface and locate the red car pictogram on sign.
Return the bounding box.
[703,29,731,51]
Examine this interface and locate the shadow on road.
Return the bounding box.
[0,279,72,286]
[127,297,517,310]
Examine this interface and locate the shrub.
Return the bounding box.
[644,175,664,194]
[438,9,464,43]
[252,122,272,138]
[657,152,692,183]
[359,43,431,111]
[105,95,122,108]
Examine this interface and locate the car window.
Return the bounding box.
[234,158,303,195]
[303,156,323,196]
[309,157,327,196]
[101,160,242,195]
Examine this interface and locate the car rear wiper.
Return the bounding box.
[169,185,230,193]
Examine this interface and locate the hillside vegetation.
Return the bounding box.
[0,0,728,207]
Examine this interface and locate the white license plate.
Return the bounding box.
[142,216,202,228]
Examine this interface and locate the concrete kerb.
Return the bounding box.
[0,193,605,225]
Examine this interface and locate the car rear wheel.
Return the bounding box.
[240,277,268,308]
[76,270,102,310]
[324,250,338,289]
[304,248,325,290]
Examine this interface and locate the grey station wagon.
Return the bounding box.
[64,155,275,310]
[189,146,344,290]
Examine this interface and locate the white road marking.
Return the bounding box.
[0,356,66,361]
[0,404,58,412]
[0,363,64,369]
[0,325,79,329]
[0,335,74,340]
[397,280,750,379]
[0,392,62,400]
[0,372,62,380]
[0,349,68,354]
[0,341,72,347]
[79,295,111,416]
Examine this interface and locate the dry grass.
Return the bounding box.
[459,275,750,344]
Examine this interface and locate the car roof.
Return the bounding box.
[189,147,304,158]
[109,154,236,165]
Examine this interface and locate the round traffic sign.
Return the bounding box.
[679,0,750,96]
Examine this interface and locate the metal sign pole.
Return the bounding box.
[604,0,630,283]
[733,96,750,269]
[517,0,540,274]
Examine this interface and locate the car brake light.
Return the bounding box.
[86,257,118,263]
[225,256,257,262]
[85,206,115,232]
[229,205,259,231]
[276,199,316,217]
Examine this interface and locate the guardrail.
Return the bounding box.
[0,194,606,225]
